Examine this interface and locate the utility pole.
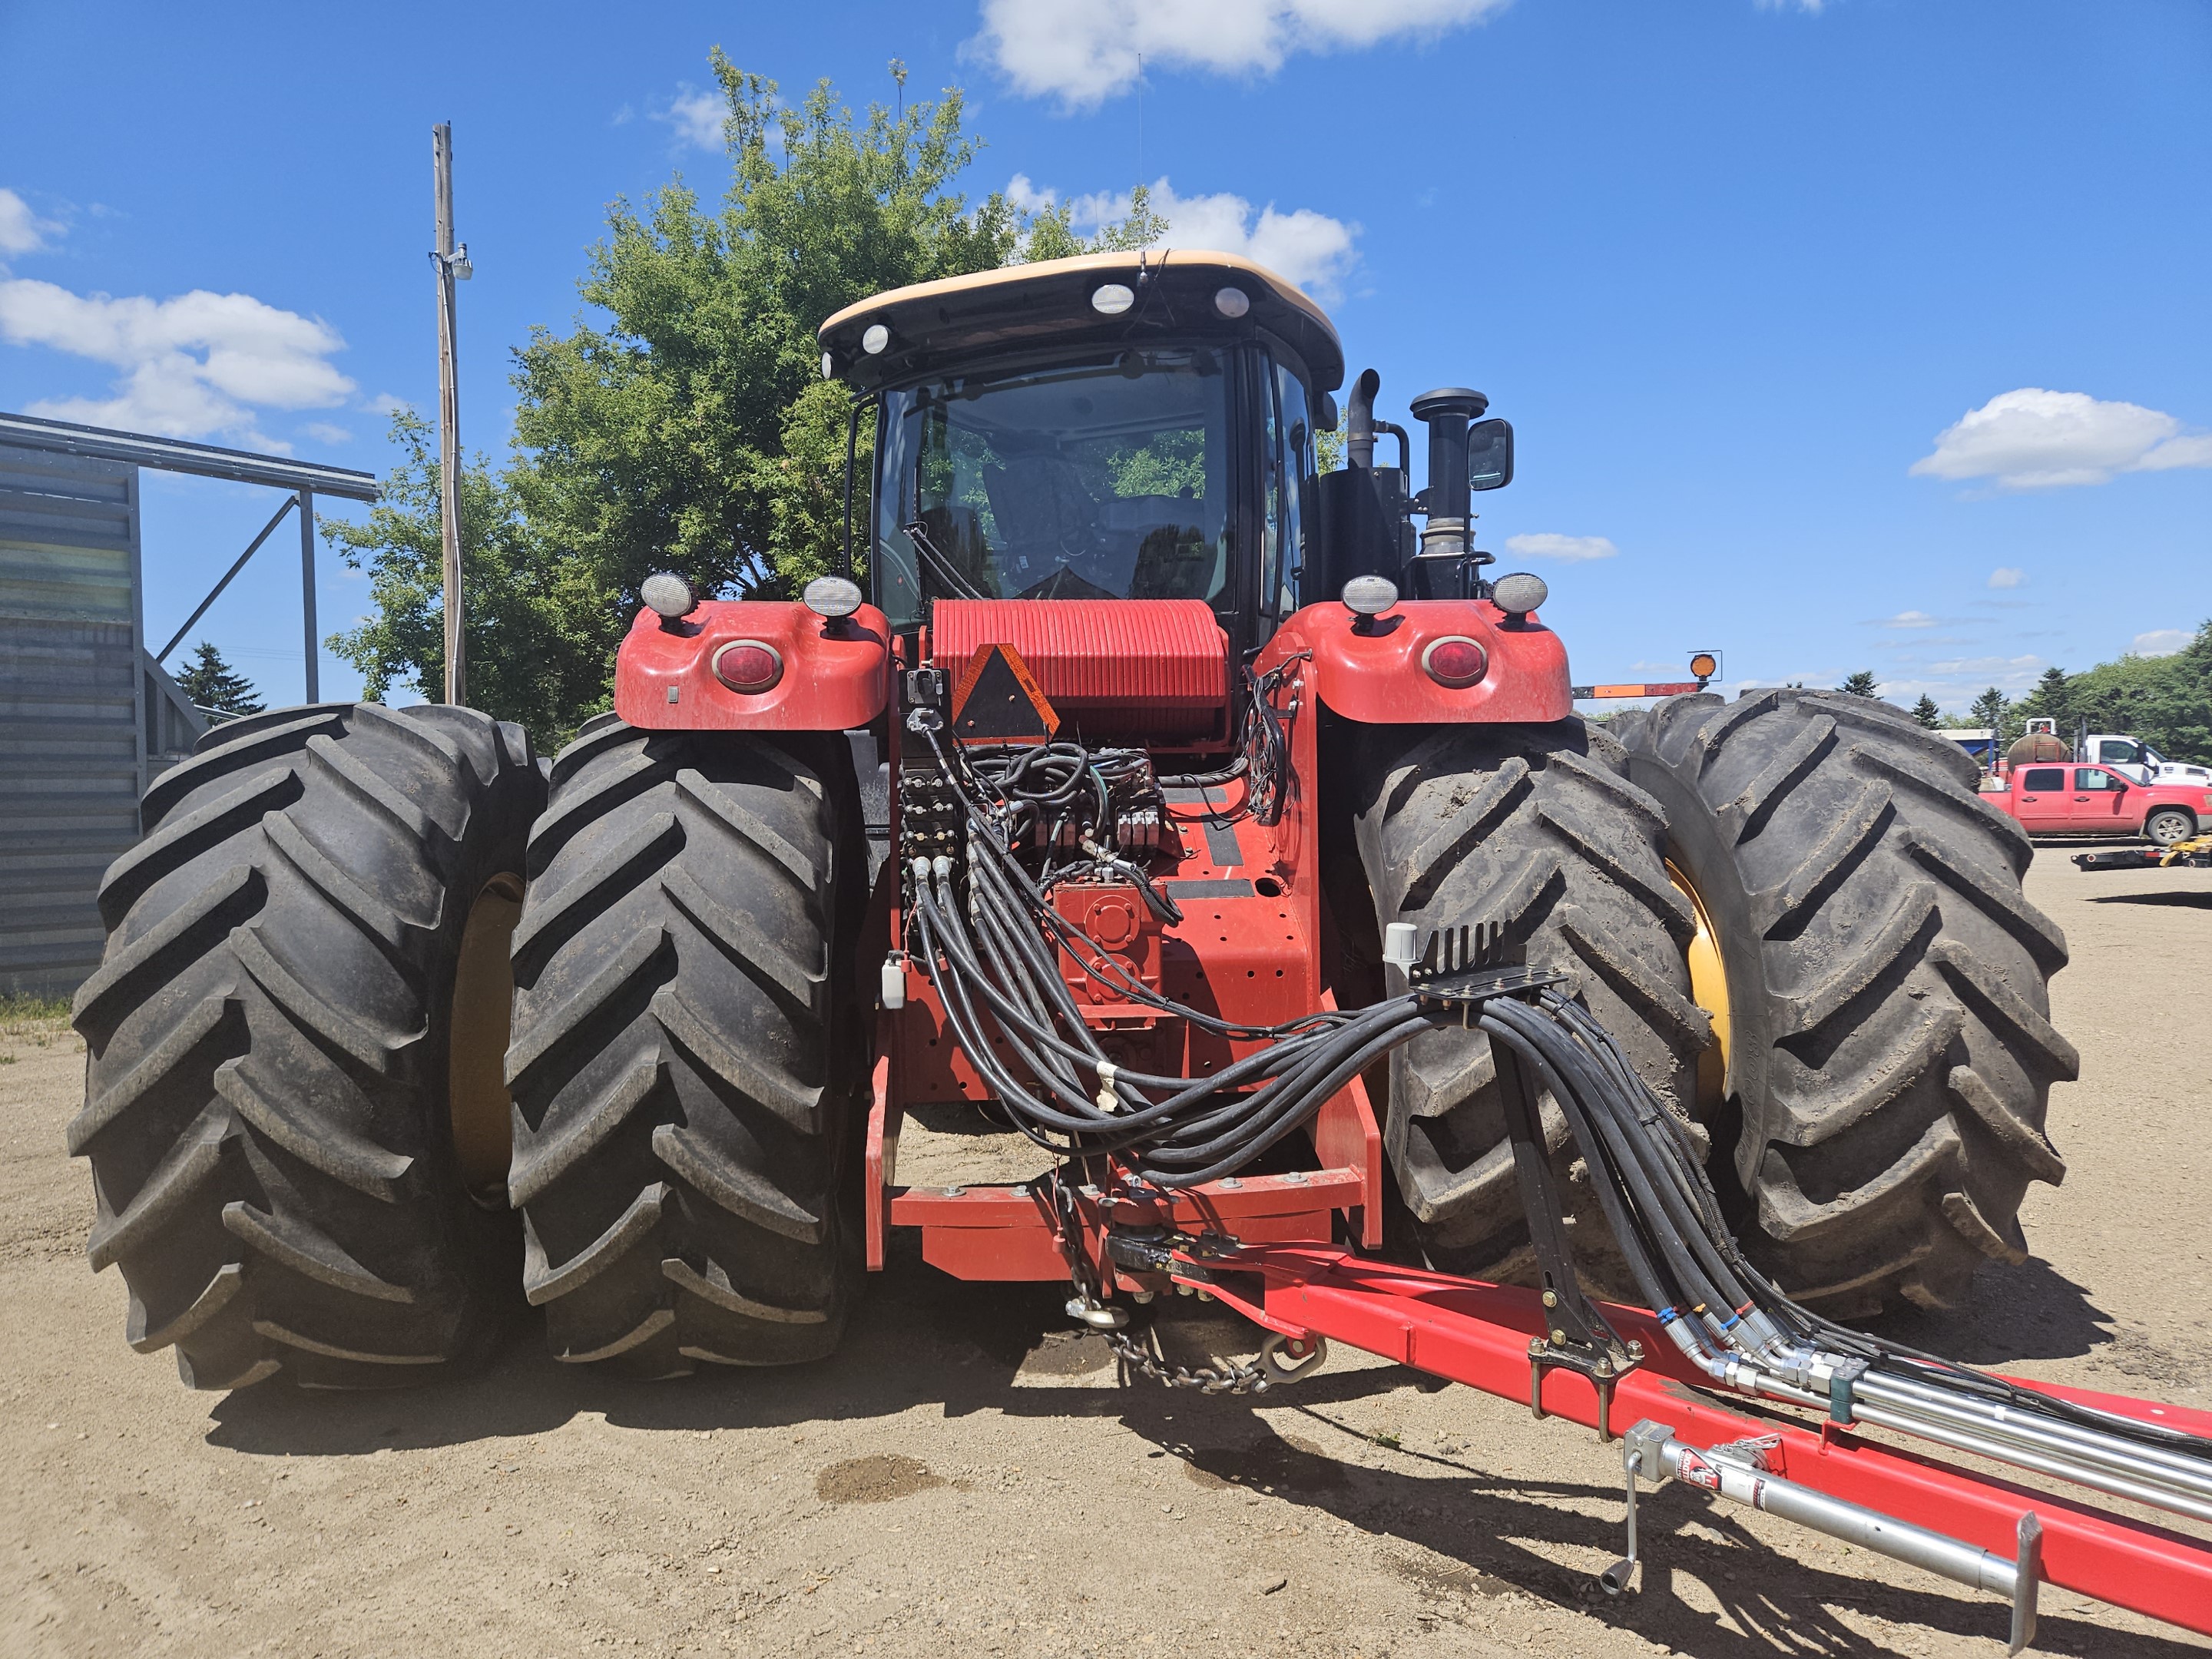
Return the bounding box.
[431,122,470,706]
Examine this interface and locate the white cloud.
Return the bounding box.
[1505,531,1617,562]
[1986,567,2025,589]
[300,422,352,446]
[0,187,63,258]
[654,85,725,151]
[1007,173,1057,214]
[1926,654,2043,677]
[0,279,355,445]
[1878,610,1939,629]
[1911,388,2212,489]
[367,392,411,416]
[2134,629,2191,658]
[973,0,1512,108]
[1053,176,1358,297]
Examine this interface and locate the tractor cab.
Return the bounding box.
[818,250,1512,667]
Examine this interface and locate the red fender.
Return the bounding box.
[1262,598,1572,724]
[613,600,892,731]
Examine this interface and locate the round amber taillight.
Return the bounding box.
[712,640,783,694]
[1422,636,1488,689]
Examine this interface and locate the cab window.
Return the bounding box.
[2020,767,2064,792]
[1259,354,1313,627]
[873,348,1232,625]
[2075,768,2124,792]
[2097,740,2139,764]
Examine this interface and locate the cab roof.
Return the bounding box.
[817,250,1344,395]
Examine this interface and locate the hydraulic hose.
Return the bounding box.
[904,727,2212,1499]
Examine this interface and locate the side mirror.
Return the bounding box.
[1469,418,1514,490]
[1316,389,1340,433]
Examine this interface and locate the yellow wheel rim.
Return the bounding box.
[449,872,525,1200]
[1665,859,1731,1115]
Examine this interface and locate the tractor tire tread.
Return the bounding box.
[505,722,860,1377]
[1624,687,2067,1316]
[71,703,541,1389]
[1346,718,1707,1285]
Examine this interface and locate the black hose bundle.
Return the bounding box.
[907,724,2212,1465]
[1463,985,2212,1465]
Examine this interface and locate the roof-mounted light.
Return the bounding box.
[860,323,890,355]
[1091,283,1135,316]
[1214,286,1250,319]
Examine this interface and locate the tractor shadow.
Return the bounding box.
[2088,889,2212,909]
[1107,1382,2200,1659]
[200,1247,2203,1657]
[1865,1255,2121,1366]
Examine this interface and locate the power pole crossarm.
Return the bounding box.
[432,121,466,707]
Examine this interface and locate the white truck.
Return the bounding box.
[2085,733,2212,788]
[2018,720,2211,787]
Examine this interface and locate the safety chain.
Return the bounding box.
[1105,1328,1275,1395]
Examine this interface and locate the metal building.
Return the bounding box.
[0,413,378,997]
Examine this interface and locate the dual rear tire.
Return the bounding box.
[1346,690,2071,1315]
[71,707,863,1388]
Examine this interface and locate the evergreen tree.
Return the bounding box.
[1969,686,2017,743]
[1837,670,1879,698]
[173,641,263,716]
[2052,622,2211,762]
[1911,694,1941,728]
[2016,666,2071,729]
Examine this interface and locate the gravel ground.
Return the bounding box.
[3,848,2207,1657]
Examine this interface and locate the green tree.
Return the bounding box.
[174,641,263,717]
[1969,686,2018,743]
[1911,694,1941,728]
[509,53,1143,613]
[343,55,1181,743]
[2015,665,2071,730]
[1837,670,1879,698]
[2051,622,2212,762]
[325,412,617,744]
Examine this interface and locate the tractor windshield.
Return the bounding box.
[873,347,1231,624]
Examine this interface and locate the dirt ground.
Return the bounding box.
[4,848,2208,1658]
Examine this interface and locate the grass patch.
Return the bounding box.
[1,992,76,1048]
[1,992,72,1023]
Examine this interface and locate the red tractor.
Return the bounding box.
[78,251,2212,1641]
[73,248,2074,1386]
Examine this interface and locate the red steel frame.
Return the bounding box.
[1248,1246,2212,1637]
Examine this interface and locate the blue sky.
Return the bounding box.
[2,0,2207,713]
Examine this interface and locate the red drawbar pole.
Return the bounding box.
[1245,1246,2212,1637]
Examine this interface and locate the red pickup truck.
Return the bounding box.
[1983,763,2212,846]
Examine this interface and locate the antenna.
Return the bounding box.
[1136,51,1144,182]
[891,57,906,124]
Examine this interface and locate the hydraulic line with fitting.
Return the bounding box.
[869,674,2212,1650]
